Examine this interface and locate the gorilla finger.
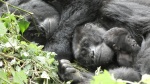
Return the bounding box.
[62,63,73,69]
[60,59,71,64]
[58,59,70,69]
[65,67,77,74]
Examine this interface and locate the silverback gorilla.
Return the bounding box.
[54,0,150,83]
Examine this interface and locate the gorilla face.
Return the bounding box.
[104,27,140,67]
[73,23,114,69]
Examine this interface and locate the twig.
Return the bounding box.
[0,0,33,15]
[0,52,23,62]
[32,59,62,83]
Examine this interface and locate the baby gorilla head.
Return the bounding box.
[104,27,140,67]
[72,23,114,69]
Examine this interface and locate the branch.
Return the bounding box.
[0,52,23,62]
[0,0,33,15]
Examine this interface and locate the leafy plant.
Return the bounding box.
[0,1,62,83]
[91,67,150,84]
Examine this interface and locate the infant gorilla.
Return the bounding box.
[58,23,141,83]
[72,23,114,70]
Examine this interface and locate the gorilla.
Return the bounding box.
[0,0,59,45]
[104,27,140,67]
[134,33,150,75]
[58,26,141,83]
[72,23,114,70]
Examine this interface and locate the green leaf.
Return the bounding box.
[12,70,27,84]
[91,70,126,84]
[41,71,50,79]
[0,69,10,84]
[0,21,7,36]
[36,56,46,64]
[141,74,150,84]
[18,19,30,34]
[48,58,55,65]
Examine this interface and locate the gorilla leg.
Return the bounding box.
[109,67,141,82]
[135,33,150,75]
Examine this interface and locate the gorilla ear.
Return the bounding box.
[113,44,120,50]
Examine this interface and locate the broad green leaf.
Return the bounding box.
[41,71,50,79]
[9,13,16,21]
[0,69,10,84]
[12,70,27,84]
[0,21,7,36]
[91,70,125,84]
[141,74,150,84]
[18,19,30,34]
[36,56,46,64]
[47,58,55,65]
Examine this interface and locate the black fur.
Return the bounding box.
[99,0,150,45]
[109,67,141,82]
[44,0,102,61]
[135,33,150,75]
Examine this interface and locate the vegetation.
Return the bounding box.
[91,67,150,84]
[0,1,62,84]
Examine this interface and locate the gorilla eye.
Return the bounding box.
[82,40,89,47]
[127,35,132,39]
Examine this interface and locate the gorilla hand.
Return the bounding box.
[58,59,92,84]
